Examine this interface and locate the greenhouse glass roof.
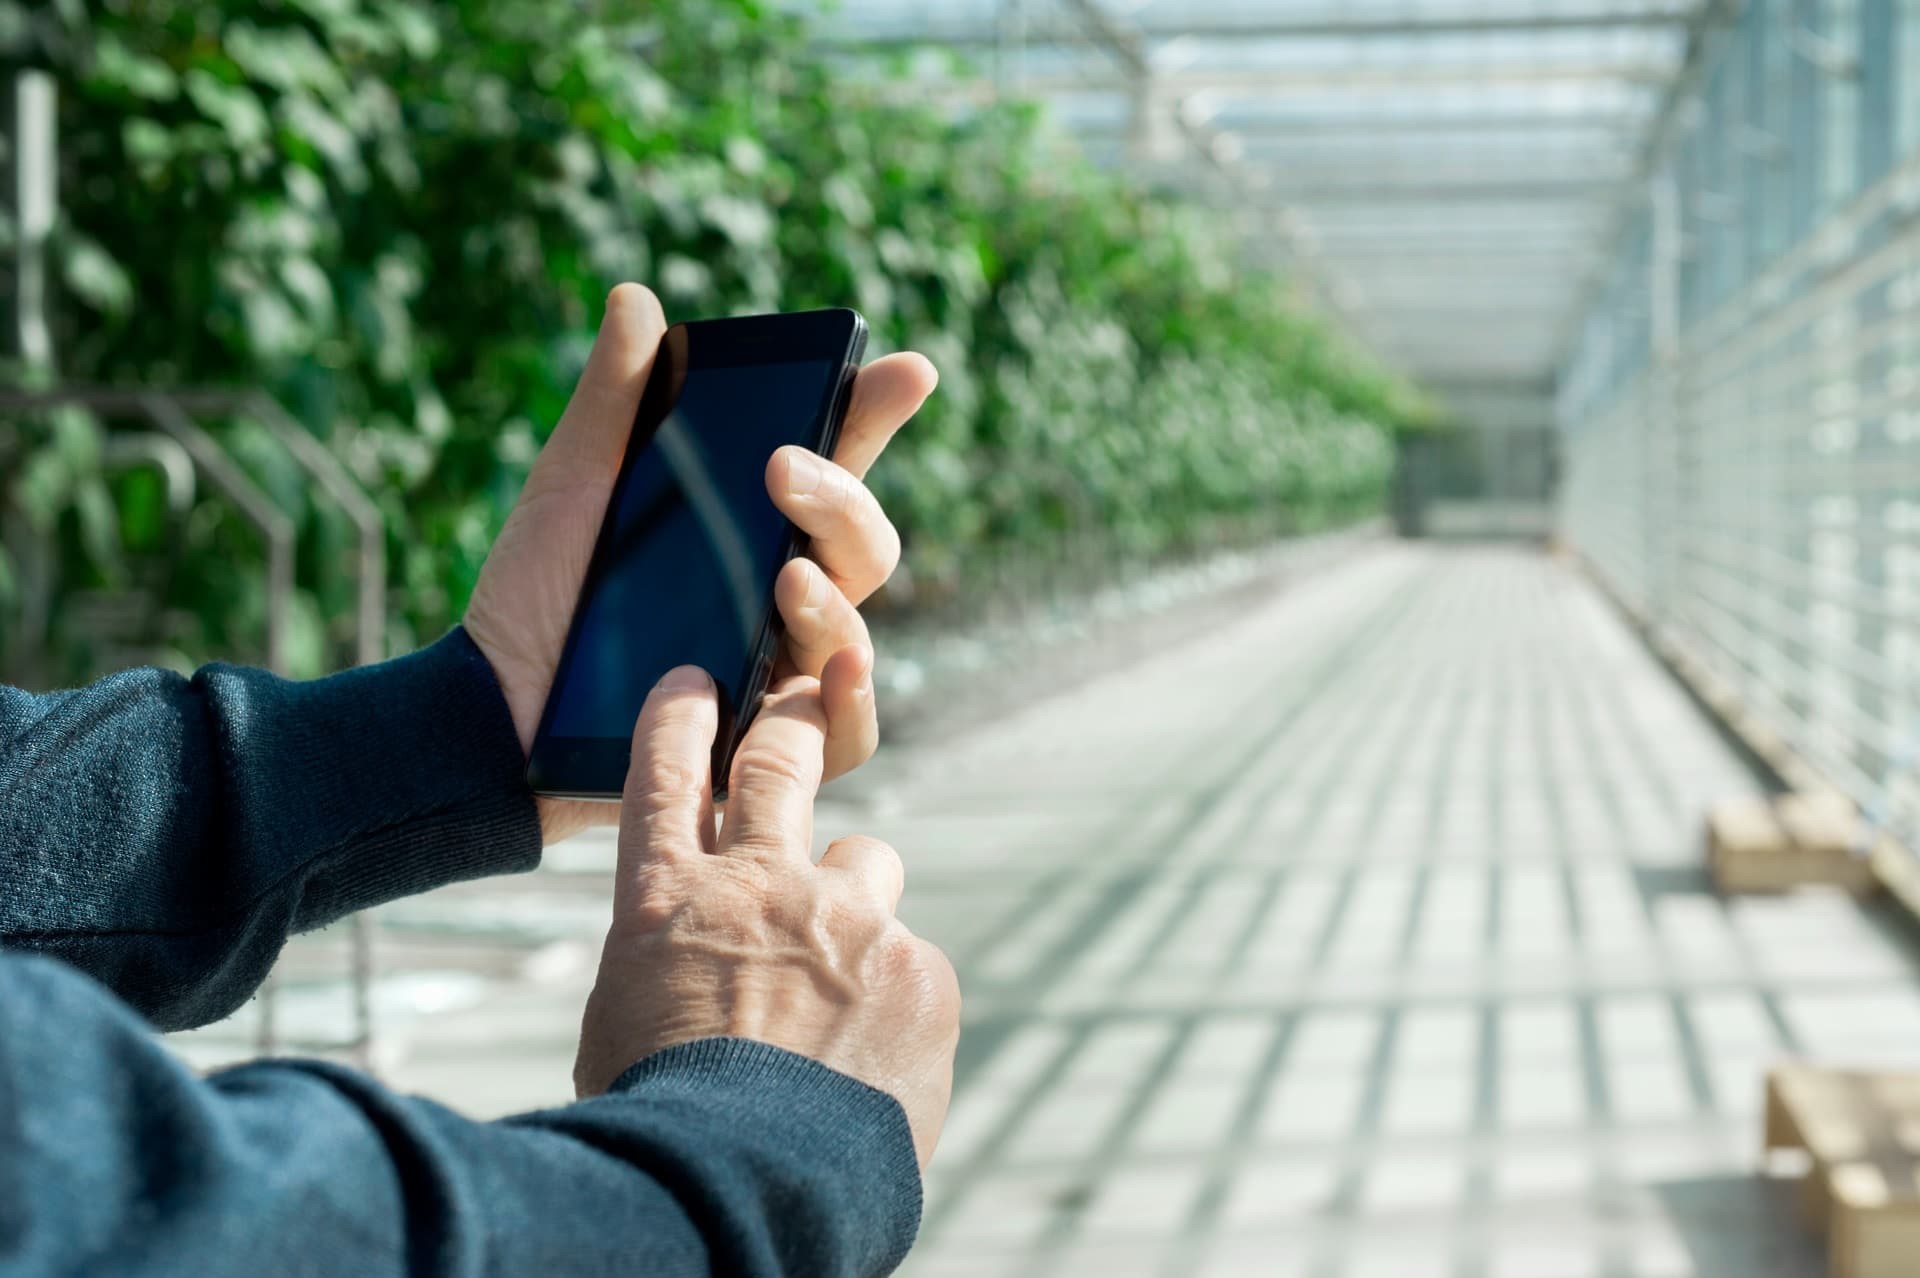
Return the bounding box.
[803,0,1726,413]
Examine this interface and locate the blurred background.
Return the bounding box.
[6,2,1920,1276]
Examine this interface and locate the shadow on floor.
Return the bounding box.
[1651,1174,1825,1278]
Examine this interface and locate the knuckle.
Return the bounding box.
[725,823,794,860]
[832,684,880,743]
[825,891,891,939]
[723,801,808,859]
[855,836,904,878]
[820,466,862,518]
[630,754,704,807]
[912,936,957,983]
[886,933,962,1013]
[729,743,813,793]
[920,944,963,1015]
[710,854,774,900]
[764,685,831,735]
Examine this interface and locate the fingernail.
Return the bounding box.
[785,450,824,496]
[657,666,711,691]
[801,560,832,608]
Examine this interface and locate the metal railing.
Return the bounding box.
[0,387,387,1067]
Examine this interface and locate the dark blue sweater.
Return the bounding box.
[0,630,920,1276]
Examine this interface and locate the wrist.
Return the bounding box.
[460,622,583,848]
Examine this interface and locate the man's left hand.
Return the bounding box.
[465,284,937,845]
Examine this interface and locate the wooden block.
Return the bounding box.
[1706,793,1877,895]
[1708,796,1789,893]
[1777,791,1862,858]
[1766,1069,1801,1151]
[1709,795,1788,858]
[1763,1066,1920,1278]
[1832,1165,1920,1278]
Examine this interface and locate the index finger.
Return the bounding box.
[616,667,719,901]
[719,678,829,861]
[833,352,937,478]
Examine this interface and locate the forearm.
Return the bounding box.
[0,628,541,1029]
[0,953,920,1277]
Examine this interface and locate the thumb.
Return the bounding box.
[537,283,669,482]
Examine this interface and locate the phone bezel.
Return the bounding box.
[524,307,868,802]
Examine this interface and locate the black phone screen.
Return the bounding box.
[528,310,863,796]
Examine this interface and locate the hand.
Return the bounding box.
[573,665,961,1170]
[465,284,937,844]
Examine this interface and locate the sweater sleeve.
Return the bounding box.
[0,628,542,1030]
[0,953,922,1277]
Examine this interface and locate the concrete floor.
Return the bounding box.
[172,544,1920,1277]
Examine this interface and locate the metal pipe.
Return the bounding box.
[10,71,56,370]
[0,387,391,1063]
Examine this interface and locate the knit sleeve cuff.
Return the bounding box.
[608,1037,925,1271]
[196,626,543,925]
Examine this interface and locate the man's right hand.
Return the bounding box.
[574,665,961,1170]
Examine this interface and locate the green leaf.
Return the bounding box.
[226,23,346,98]
[278,255,335,326]
[116,469,166,552]
[122,118,174,171]
[60,236,135,315]
[90,34,180,101]
[380,2,441,60]
[72,476,124,578]
[0,3,29,51]
[280,94,368,189]
[184,68,271,151]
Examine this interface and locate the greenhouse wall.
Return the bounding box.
[1559,0,1920,855]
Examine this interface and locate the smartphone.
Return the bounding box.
[525,307,868,801]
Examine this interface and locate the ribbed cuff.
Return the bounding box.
[209,626,543,923]
[612,1037,924,1262]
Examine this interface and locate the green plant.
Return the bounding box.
[2,0,1416,682]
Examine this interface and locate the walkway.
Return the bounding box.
[171,544,1920,1276]
[879,544,1920,1277]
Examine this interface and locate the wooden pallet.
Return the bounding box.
[1764,1066,1920,1278]
[1706,792,1877,895]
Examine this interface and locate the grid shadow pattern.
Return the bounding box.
[886,545,1920,1278]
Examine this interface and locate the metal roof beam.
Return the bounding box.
[1342,275,1595,293]
[829,9,1695,49]
[1421,374,1558,394]
[1323,248,1599,265]
[1058,0,1148,77]
[921,63,1677,99]
[1247,179,1617,203]
[1353,306,1570,319]
[1071,111,1647,138]
[1553,0,1741,365]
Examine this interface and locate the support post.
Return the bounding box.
[11,70,56,371]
